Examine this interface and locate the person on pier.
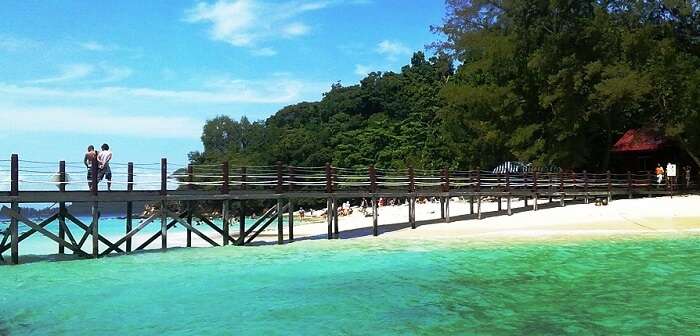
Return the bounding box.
[83,145,97,188]
[97,143,113,191]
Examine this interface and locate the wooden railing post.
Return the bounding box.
[532,171,538,210]
[160,158,167,196]
[443,167,450,222]
[238,167,247,246]
[647,170,652,197]
[408,166,415,229]
[288,166,295,193]
[160,158,167,250]
[497,173,503,210]
[559,170,565,206]
[583,170,589,204]
[325,162,333,193]
[10,154,19,264]
[185,164,192,249]
[627,171,632,199]
[369,165,378,236]
[326,162,333,239]
[606,170,612,203]
[276,161,283,194]
[476,167,482,219]
[58,160,66,255]
[222,161,230,194]
[548,173,553,203]
[331,166,338,238]
[505,169,512,215]
[287,166,294,241]
[222,161,231,246]
[91,156,98,195]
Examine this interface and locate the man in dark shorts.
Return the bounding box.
[83,145,97,188]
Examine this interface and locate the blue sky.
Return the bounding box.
[0,0,445,167]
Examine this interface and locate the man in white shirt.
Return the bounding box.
[97,143,113,191]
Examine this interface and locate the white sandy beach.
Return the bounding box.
[142,195,700,249]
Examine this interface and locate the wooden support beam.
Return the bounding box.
[91,201,99,257]
[163,210,219,247]
[0,213,59,253]
[372,197,378,236]
[239,200,246,246]
[1,207,89,258]
[476,168,481,219]
[101,213,161,255]
[127,162,134,252]
[445,195,450,223]
[195,214,237,243]
[326,198,332,240]
[222,200,230,246]
[277,198,283,245]
[135,221,177,252]
[333,198,339,239]
[288,198,294,241]
[242,206,279,238]
[548,173,553,203]
[244,215,278,245]
[64,212,124,253]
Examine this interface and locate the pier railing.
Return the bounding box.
[0,155,691,197]
[0,154,693,265]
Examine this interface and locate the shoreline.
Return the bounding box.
[5,195,700,263]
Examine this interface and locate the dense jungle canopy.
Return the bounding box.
[189,0,700,172]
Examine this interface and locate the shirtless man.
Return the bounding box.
[97,143,113,191]
[83,145,98,188]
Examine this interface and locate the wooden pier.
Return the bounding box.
[0,154,688,264]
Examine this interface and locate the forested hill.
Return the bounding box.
[189,0,699,172]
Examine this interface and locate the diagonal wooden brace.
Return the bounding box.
[0,206,89,258]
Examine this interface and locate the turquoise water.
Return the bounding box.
[1,237,699,335]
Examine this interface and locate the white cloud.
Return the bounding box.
[0,105,202,139]
[185,0,363,54]
[27,64,95,84]
[0,76,310,104]
[79,41,111,51]
[376,40,411,60]
[251,47,278,56]
[282,22,311,37]
[0,35,39,52]
[26,64,133,85]
[354,64,373,76]
[95,65,133,83]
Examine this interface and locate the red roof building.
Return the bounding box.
[611,129,667,153]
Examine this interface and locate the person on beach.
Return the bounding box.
[655,164,664,185]
[83,145,98,187]
[97,143,113,191]
[298,207,305,221]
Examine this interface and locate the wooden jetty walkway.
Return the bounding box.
[0,154,688,264]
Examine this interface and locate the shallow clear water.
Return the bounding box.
[1,237,699,335]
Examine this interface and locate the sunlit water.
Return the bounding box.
[1,236,699,335]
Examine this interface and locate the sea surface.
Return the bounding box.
[1,236,699,335]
